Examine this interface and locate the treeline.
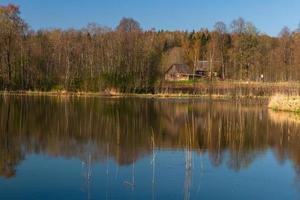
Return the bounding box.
[1,4,300,92]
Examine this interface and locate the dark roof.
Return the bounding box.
[166,64,193,74]
[195,60,221,71]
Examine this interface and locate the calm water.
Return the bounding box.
[0,96,300,200]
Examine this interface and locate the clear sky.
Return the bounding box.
[1,0,300,36]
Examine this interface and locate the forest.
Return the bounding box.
[1,4,300,93]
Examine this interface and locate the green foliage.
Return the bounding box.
[101,72,135,92]
[51,84,64,92]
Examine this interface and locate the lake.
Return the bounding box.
[0,96,300,200]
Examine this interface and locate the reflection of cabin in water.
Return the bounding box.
[165,64,193,81]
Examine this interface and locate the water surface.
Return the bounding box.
[0,96,300,200]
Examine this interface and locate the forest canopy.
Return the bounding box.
[1,4,300,92]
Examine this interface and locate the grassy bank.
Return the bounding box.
[269,94,300,112]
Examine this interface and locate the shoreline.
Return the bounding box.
[0,90,270,100]
[1,81,300,99]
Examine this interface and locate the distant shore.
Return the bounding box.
[0,90,242,99]
[160,81,300,97]
[1,81,300,100]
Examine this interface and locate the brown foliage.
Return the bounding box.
[1,5,300,92]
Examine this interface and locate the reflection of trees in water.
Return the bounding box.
[0,99,25,178]
[183,109,195,200]
[268,109,300,125]
[0,96,300,182]
[82,151,92,200]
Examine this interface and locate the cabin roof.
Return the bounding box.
[195,61,209,71]
[165,64,193,74]
[195,60,221,71]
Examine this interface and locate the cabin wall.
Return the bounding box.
[165,65,191,81]
[165,73,189,81]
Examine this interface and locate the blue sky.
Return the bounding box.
[2,0,300,36]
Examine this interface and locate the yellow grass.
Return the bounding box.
[268,94,300,112]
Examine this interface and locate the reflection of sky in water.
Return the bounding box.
[0,150,298,200]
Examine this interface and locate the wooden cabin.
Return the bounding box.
[195,61,209,77]
[165,64,193,81]
[195,60,219,78]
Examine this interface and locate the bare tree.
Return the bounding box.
[116,18,142,33]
